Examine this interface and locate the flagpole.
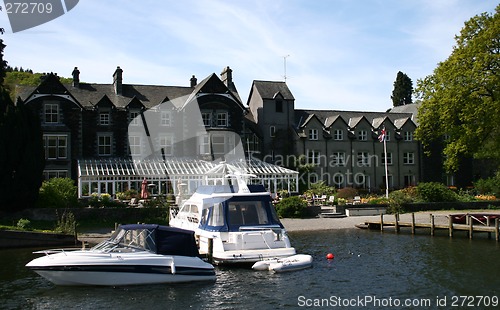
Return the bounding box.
[383,134,389,198]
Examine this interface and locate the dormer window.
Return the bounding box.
[44,103,59,124]
[99,112,110,126]
[404,131,413,141]
[202,112,212,127]
[161,111,171,127]
[333,129,343,140]
[358,130,367,141]
[129,111,140,126]
[309,129,318,140]
[217,112,228,127]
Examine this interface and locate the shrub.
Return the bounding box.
[54,210,76,234]
[416,182,459,202]
[16,218,32,230]
[275,196,308,218]
[37,178,78,208]
[336,187,358,199]
[474,172,500,197]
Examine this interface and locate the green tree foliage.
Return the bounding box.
[38,178,78,209]
[391,71,413,106]
[415,5,500,172]
[0,39,45,212]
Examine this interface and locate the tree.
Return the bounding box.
[415,5,500,172]
[391,71,413,106]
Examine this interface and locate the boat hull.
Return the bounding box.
[26,251,216,286]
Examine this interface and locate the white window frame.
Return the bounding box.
[357,151,371,167]
[129,111,140,126]
[381,152,393,165]
[404,131,413,141]
[308,129,318,140]
[333,129,343,141]
[216,112,228,127]
[161,111,171,127]
[44,134,67,159]
[100,112,110,126]
[98,134,112,156]
[307,150,321,165]
[202,112,212,127]
[332,152,346,167]
[159,134,174,156]
[44,103,59,124]
[358,130,367,141]
[270,126,276,137]
[129,136,141,156]
[403,152,415,165]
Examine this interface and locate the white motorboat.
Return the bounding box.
[251,254,313,272]
[169,175,297,265]
[25,224,216,286]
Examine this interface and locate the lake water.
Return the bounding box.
[1,229,499,309]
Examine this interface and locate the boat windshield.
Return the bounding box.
[227,201,270,226]
[92,227,156,253]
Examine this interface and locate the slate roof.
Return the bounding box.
[295,109,416,130]
[248,80,295,103]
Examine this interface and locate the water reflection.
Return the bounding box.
[1,229,499,309]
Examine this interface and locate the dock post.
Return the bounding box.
[430,214,435,236]
[448,216,453,238]
[495,218,499,242]
[411,213,416,234]
[487,216,492,239]
[208,238,214,264]
[468,215,473,239]
[395,213,400,233]
[380,213,384,231]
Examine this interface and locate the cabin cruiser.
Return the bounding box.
[25,224,216,286]
[169,180,297,265]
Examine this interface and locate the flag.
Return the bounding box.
[378,128,386,142]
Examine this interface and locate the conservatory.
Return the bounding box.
[77,158,299,199]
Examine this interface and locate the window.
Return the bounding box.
[216,112,228,127]
[309,129,318,140]
[43,170,68,180]
[333,129,343,140]
[129,111,140,126]
[307,150,320,165]
[44,135,67,159]
[404,131,413,141]
[98,134,112,156]
[198,133,236,155]
[100,112,110,126]
[358,130,367,141]
[404,175,415,187]
[270,126,276,137]
[276,100,283,113]
[44,103,59,123]
[385,131,391,142]
[357,151,371,167]
[129,136,141,156]
[333,174,344,188]
[161,111,171,126]
[202,112,212,127]
[403,152,415,165]
[159,134,173,156]
[332,152,345,166]
[199,135,210,155]
[381,152,393,165]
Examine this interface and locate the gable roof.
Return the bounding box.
[247,80,295,105]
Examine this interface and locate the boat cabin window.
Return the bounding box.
[208,202,225,227]
[227,201,269,226]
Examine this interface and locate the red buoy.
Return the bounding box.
[326,253,334,260]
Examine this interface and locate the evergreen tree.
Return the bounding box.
[391,71,413,106]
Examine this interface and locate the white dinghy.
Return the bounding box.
[252,254,313,272]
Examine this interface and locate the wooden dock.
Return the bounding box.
[363,213,500,241]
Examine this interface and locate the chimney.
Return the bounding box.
[221,66,236,92]
[190,75,197,87]
[113,66,123,95]
[72,67,80,88]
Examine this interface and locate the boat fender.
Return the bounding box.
[170,260,176,274]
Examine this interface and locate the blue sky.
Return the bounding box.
[0,0,497,111]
